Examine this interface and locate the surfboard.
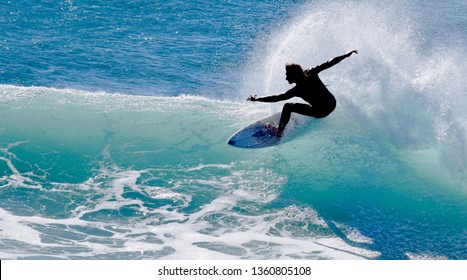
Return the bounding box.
[228,112,314,148]
[227,113,282,148]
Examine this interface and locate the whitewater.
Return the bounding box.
[1,0,466,259]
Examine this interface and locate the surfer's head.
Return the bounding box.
[285,63,305,84]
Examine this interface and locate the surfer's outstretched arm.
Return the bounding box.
[311,50,358,74]
[247,89,295,103]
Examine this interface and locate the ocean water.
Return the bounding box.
[0,0,466,260]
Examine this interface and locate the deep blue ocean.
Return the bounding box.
[1,0,466,260]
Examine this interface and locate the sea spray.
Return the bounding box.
[241,0,466,186]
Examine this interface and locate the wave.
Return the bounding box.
[1,85,381,259]
[1,83,466,259]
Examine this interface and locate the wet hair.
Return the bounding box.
[285,63,305,79]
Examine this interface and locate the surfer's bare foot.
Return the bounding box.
[266,123,283,137]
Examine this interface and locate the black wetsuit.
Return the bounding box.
[258,54,350,131]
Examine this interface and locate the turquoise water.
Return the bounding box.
[1,0,466,259]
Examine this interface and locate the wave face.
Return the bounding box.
[1,0,466,259]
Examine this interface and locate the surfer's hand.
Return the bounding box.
[347,50,358,56]
[247,95,258,101]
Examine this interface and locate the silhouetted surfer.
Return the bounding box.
[247,50,358,136]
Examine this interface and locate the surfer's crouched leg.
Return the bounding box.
[278,103,292,131]
[278,103,312,132]
[279,102,335,130]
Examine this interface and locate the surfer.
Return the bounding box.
[247,50,358,137]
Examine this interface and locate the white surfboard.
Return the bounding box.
[227,112,311,148]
